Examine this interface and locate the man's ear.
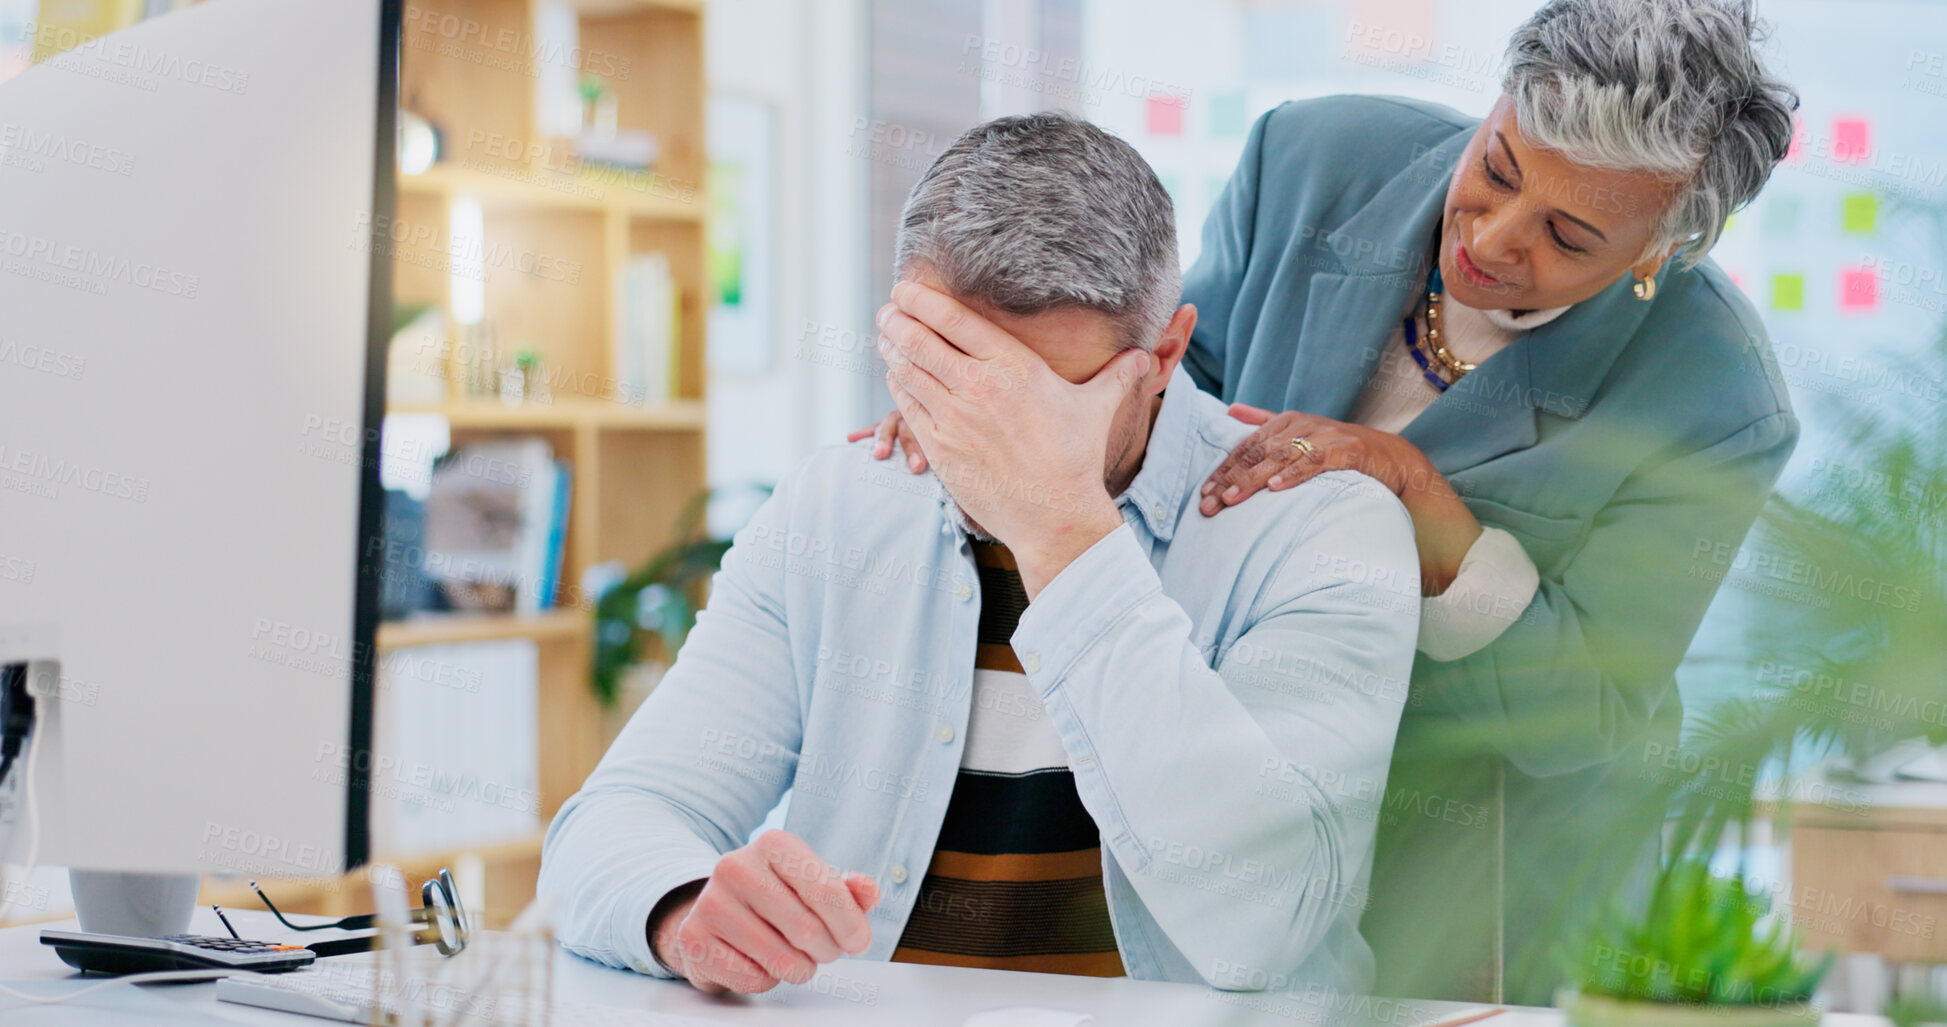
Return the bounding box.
[1145,305,1196,393]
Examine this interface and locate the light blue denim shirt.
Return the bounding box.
[540,365,1421,995]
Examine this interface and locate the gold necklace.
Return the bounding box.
[1405,283,1477,386]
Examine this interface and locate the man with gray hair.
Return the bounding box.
[541,112,1421,997]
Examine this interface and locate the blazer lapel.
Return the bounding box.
[1400,340,1541,475]
[1288,272,1417,419]
[1280,130,1470,420]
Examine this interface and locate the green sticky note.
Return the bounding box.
[1772,273,1805,311]
[1209,92,1248,138]
[1842,193,1878,233]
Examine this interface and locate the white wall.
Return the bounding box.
[703,0,872,517]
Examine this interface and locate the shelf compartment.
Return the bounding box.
[392,397,705,431]
[377,609,587,649]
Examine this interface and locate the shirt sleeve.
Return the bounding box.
[1417,526,1541,662]
[538,476,807,978]
[1008,472,1420,987]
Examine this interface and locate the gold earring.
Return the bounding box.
[1633,274,1657,301]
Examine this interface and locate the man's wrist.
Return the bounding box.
[1011,498,1124,599]
[647,879,707,976]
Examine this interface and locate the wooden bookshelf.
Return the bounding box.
[363,0,709,922]
[376,610,587,649]
[400,162,702,222]
[391,397,705,431]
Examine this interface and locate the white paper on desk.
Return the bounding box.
[963,1007,1093,1027]
[0,978,251,1026]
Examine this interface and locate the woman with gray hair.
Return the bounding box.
[1186,0,1799,1002]
[859,0,1800,1003]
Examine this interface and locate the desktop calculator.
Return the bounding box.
[41,929,317,975]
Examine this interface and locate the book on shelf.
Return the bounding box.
[612,252,677,408]
[420,438,572,616]
[537,459,572,613]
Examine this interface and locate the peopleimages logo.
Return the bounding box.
[22,22,251,94]
[0,227,199,298]
[0,443,150,502]
[403,5,632,80]
[0,122,136,176]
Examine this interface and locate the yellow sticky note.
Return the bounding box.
[1772,274,1805,311]
[1841,193,1878,234]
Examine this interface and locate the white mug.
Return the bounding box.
[69,870,199,937]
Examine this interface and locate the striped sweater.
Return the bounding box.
[890,541,1124,977]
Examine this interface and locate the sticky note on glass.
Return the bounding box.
[1771,274,1805,311]
[1841,268,1878,311]
[1841,193,1878,234]
[1763,195,1799,235]
[1209,92,1247,138]
[1147,95,1185,136]
[1833,118,1870,164]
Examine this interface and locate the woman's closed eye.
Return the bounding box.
[1483,154,1591,256]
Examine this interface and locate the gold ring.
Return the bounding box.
[1289,436,1315,457]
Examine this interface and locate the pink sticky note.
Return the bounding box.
[1840,267,1878,311]
[1147,95,1184,136]
[1833,118,1870,164]
[1784,116,1804,163]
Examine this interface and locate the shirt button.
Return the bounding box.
[1154,504,1167,520]
[936,724,954,744]
[1023,652,1041,673]
[954,583,972,602]
[889,865,908,885]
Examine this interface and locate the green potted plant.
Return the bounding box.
[1885,994,1947,1027]
[1559,857,1832,1026]
[589,484,771,709]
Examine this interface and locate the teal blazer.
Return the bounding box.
[1181,95,1798,1002]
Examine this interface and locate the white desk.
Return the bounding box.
[0,910,1894,1026]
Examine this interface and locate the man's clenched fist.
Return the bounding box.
[650,830,882,994]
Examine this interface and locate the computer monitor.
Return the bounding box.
[0,0,397,879]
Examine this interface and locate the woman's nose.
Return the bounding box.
[1470,206,1523,267]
